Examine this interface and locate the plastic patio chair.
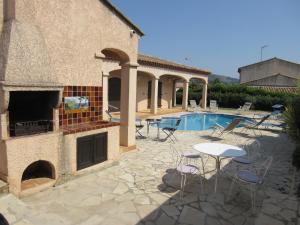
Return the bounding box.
[209,100,218,112]
[227,156,273,212]
[210,118,244,137]
[189,100,201,112]
[169,142,205,199]
[237,102,252,112]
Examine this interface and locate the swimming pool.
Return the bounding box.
[159,113,251,131]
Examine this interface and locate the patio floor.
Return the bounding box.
[0,113,299,225]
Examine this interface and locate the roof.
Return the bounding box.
[249,85,298,94]
[100,0,144,36]
[238,57,300,73]
[138,54,211,75]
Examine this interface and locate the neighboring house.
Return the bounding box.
[238,58,300,92]
[0,0,210,196]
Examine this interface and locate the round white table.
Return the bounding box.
[193,143,246,193]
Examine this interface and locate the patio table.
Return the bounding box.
[193,143,246,193]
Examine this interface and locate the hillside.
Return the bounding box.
[208,74,239,83]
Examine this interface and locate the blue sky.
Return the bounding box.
[110,0,300,78]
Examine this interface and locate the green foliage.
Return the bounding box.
[284,81,300,169]
[176,82,295,111]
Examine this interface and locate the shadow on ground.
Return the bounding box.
[133,132,298,225]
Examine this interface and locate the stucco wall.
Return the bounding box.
[5,132,61,196]
[240,59,300,85]
[160,77,173,109]
[0,0,140,86]
[63,126,120,174]
[0,141,7,182]
[136,75,151,111]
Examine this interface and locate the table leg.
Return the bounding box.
[157,125,160,139]
[215,156,220,193]
[147,121,150,136]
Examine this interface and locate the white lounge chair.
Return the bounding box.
[238,102,252,112]
[209,100,218,112]
[189,100,201,112]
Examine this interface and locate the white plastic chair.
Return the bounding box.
[227,156,273,212]
[189,100,201,112]
[238,102,252,112]
[209,100,218,112]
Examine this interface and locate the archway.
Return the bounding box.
[136,71,156,112]
[158,74,188,110]
[21,160,55,191]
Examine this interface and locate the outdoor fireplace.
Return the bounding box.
[21,160,55,191]
[8,91,59,137]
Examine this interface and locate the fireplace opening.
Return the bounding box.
[8,91,59,137]
[21,160,55,191]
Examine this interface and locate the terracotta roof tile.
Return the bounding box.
[250,85,298,94]
[138,54,211,75]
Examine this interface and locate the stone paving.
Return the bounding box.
[0,116,300,225]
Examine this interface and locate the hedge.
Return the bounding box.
[176,83,295,111]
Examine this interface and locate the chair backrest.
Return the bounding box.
[189,100,197,107]
[210,100,218,107]
[257,156,273,182]
[105,110,113,122]
[242,139,261,159]
[224,118,243,132]
[243,102,252,110]
[160,117,181,129]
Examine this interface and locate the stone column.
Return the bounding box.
[102,73,109,120]
[182,81,189,110]
[120,62,138,147]
[201,83,208,109]
[151,78,158,114]
[173,80,177,107]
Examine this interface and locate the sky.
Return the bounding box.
[110,0,300,78]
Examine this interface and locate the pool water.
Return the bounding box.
[159,113,250,131]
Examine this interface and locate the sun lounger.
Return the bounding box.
[241,114,271,136]
[209,100,218,112]
[210,118,243,136]
[237,102,252,112]
[189,100,201,112]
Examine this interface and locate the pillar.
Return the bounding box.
[151,78,158,114]
[120,62,138,147]
[201,83,208,109]
[173,80,177,107]
[102,73,109,120]
[182,81,189,110]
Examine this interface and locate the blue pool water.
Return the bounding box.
[158,113,250,131]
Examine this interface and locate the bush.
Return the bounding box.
[177,82,296,111]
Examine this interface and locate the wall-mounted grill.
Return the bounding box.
[10,120,53,137]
